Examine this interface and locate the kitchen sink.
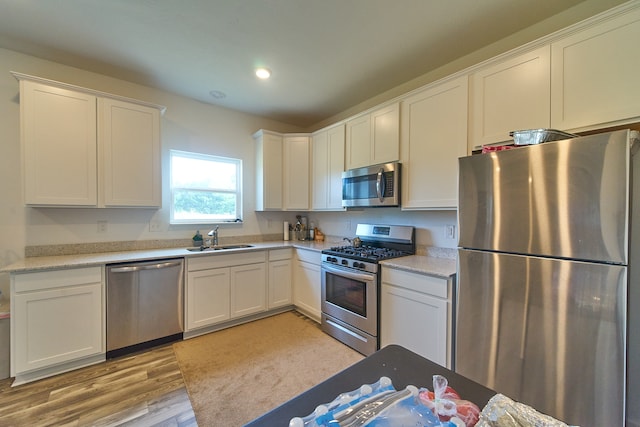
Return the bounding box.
[186,244,254,252]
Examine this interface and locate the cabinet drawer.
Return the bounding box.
[296,248,321,264]
[13,267,103,293]
[269,248,293,261]
[187,251,266,271]
[381,267,450,299]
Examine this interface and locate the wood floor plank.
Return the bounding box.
[0,344,196,427]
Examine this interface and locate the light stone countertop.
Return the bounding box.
[2,238,456,280]
[1,240,340,274]
[380,255,457,278]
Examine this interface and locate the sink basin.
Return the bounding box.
[219,244,254,250]
[186,244,253,252]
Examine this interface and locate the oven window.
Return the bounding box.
[325,272,366,317]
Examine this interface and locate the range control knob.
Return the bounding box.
[341,259,349,266]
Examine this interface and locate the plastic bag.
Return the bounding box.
[418,375,481,427]
[290,376,449,427]
[475,394,569,427]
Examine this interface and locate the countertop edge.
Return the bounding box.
[1,240,338,273]
[380,255,457,278]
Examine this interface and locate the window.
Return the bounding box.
[170,150,242,224]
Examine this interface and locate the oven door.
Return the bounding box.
[321,263,377,336]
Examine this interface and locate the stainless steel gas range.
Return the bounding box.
[321,224,415,355]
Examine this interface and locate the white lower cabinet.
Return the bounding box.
[11,266,104,384]
[293,248,321,322]
[380,267,453,368]
[230,263,267,318]
[186,268,231,330]
[268,248,293,309]
[185,251,268,334]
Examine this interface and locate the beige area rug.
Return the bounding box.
[173,311,364,426]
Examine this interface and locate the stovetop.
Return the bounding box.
[323,245,412,262]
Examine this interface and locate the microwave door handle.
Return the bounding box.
[376,168,385,202]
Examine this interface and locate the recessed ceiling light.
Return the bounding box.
[255,67,271,79]
[209,90,226,99]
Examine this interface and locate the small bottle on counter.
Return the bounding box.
[309,222,315,240]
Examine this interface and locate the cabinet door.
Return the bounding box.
[99,98,161,207]
[186,268,230,330]
[345,114,371,170]
[13,282,103,374]
[469,45,550,150]
[255,131,283,211]
[21,80,98,206]
[230,263,266,318]
[283,135,310,210]
[326,124,346,209]
[371,103,400,165]
[381,283,449,367]
[293,259,321,322]
[311,125,345,211]
[551,7,640,131]
[268,259,292,308]
[311,130,329,210]
[401,76,468,209]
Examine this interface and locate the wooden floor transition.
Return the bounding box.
[0,344,197,427]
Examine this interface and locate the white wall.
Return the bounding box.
[0,47,461,300]
[0,47,306,297]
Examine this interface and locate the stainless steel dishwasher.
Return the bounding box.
[106,258,184,358]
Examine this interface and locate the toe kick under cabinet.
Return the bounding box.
[11,266,105,385]
[380,266,454,369]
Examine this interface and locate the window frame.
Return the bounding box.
[169,149,243,225]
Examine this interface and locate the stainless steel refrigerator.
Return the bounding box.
[456,129,639,427]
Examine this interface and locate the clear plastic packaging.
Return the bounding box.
[475,394,570,427]
[509,129,577,146]
[418,375,480,427]
[289,377,448,427]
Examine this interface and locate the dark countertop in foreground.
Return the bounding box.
[244,344,495,426]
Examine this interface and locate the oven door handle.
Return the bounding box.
[322,264,375,282]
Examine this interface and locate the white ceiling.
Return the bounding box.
[0,0,625,128]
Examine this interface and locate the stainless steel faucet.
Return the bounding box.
[208,226,219,247]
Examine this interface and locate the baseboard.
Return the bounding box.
[12,353,105,386]
[183,306,295,339]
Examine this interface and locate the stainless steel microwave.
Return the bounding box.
[342,162,401,207]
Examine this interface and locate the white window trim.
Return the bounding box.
[169,150,243,225]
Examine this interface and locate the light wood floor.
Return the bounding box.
[0,345,197,427]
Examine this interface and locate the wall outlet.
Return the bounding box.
[149,222,162,232]
[97,220,107,233]
[445,224,456,239]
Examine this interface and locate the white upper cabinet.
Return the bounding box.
[345,102,399,169]
[468,45,551,151]
[311,124,345,211]
[15,73,164,208]
[400,75,468,210]
[551,6,640,131]
[283,135,310,210]
[254,130,284,211]
[21,80,98,206]
[99,98,161,207]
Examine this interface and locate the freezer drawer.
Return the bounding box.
[456,249,626,427]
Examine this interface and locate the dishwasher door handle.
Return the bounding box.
[108,260,183,273]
